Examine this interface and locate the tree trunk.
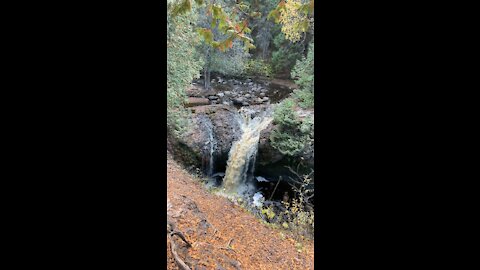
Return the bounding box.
[204,67,211,90]
[204,48,211,90]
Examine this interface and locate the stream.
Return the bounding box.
[183,75,313,217]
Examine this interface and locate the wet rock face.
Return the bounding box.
[172,76,313,181]
[208,107,242,161]
[257,123,284,165]
[170,104,314,180]
[171,106,241,171]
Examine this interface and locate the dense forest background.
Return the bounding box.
[166,0,314,247]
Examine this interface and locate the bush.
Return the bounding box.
[292,89,314,109]
[271,32,304,75]
[244,59,273,77]
[270,99,313,156]
[256,171,315,240]
[272,98,299,127]
[290,40,314,109]
[290,41,314,91]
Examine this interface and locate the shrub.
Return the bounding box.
[271,32,304,75]
[282,172,314,239]
[292,88,314,109]
[290,40,314,109]
[270,99,313,156]
[244,59,273,77]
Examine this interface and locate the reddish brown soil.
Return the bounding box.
[167,156,314,270]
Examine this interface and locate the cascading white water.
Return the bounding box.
[207,122,215,176]
[222,107,273,194]
[200,115,216,176]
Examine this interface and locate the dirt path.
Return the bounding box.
[167,156,314,270]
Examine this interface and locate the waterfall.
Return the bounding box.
[200,115,216,176]
[207,121,215,176]
[223,107,273,194]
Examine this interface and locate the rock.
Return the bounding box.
[259,92,266,97]
[233,98,244,105]
[245,94,251,98]
[217,92,225,98]
[248,82,254,86]
[208,95,219,100]
[222,81,227,84]
[211,79,216,83]
[256,176,269,183]
[224,91,232,96]
[242,102,250,106]
[185,97,210,107]
[262,97,269,102]
[222,101,230,105]
[170,105,314,182]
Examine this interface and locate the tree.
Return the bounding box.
[169,0,258,52]
[291,39,314,108]
[268,0,314,43]
[196,1,251,89]
[167,3,204,136]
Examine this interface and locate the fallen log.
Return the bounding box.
[185,97,210,108]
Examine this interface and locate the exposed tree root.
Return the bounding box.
[168,217,192,270]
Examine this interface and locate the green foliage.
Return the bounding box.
[196,1,252,80]
[282,172,314,239]
[292,89,314,109]
[291,41,314,90]
[268,0,314,42]
[169,0,256,52]
[290,40,314,108]
[270,98,313,156]
[261,206,276,221]
[244,59,273,77]
[271,32,304,74]
[167,8,204,136]
[209,40,250,76]
[255,171,315,240]
[273,98,299,126]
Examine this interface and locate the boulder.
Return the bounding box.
[185,97,210,107]
[233,97,244,105]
